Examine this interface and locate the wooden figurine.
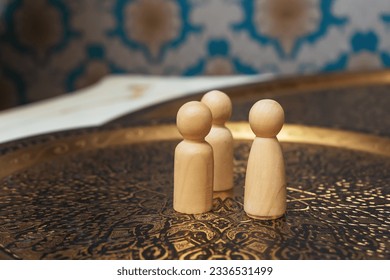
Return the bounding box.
[244,99,286,220]
[174,101,214,214]
[201,90,233,192]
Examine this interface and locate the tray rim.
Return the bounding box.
[0,122,389,179]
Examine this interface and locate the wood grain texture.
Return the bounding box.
[205,126,233,191]
[202,90,233,191]
[174,101,213,214]
[244,137,286,219]
[174,140,213,214]
[244,99,286,219]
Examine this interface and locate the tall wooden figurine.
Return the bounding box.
[174,101,214,214]
[244,99,286,219]
[201,90,233,192]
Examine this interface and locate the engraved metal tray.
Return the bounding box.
[1,71,389,260]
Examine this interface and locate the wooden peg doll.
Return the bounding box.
[244,99,286,219]
[174,101,214,214]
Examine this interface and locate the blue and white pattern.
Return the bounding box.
[0,0,389,108]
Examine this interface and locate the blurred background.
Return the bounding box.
[0,0,389,110]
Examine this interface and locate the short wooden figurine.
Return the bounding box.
[174,101,214,214]
[201,90,233,192]
[244,99,286,219]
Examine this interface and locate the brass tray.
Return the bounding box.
[0,71,390,260]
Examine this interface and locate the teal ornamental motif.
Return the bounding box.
[0,0,79,63]
[0,65,26,106]
[381,14,390,28]
[109,0,202,63]
[233,0,348,59]
[380,13,390,66]
[66,44,124,92]
[323,31,386,72]
[183,39,257,75]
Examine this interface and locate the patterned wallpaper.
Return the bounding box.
[0,0,389,109]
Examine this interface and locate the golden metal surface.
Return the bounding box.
[1,123,389,179]
[0,71,389,259]
[0,128,389,259]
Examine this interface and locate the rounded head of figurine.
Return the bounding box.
[177,101,212,140]
[201,90,232,125]
[249,99,284,137]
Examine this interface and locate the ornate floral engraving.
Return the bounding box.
[0,140,388,259]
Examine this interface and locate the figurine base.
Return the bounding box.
[246,212,285,220]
